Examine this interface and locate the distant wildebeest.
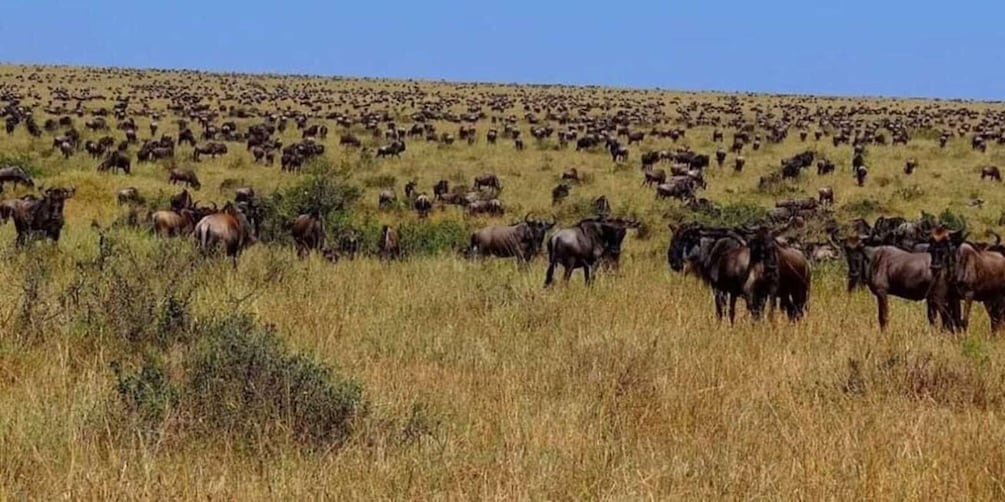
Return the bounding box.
[904,159,918,175]
[715,148,727,167]
[608,141,628,163]
[193,202,256,259]
[656,176,703,201]
[152,207,200,237]
[594,195,611,216]
[0,166,34,190]
[473,173,501,191]
[514,138,525,151]
[116,187,142,206]
[404,180,417,200]
[469,215,556,263]
[379,225,400,261]
[376,140,406,158]
[854,165,868,186]
[414,194,433,217]
[339,134,362,147]
[433,180,450,201]
[844,234,960,331]
[551,183,570,205]
[816,159,835,175]
[734,156,746,172]
[544,217,639,286]
[641,151,661,168]
[467,199,504,216]
[292,211,325,258]
[338,230,360,258]
[642,165,667,187]
[981,165,1001,182]
[97,151,131,174]
[818,187,834,206]
[168,168,201,189]
[561,167,580,182]
[192,142,227,161]
[378,188,397,209]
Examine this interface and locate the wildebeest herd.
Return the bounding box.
[4,66,1005,333]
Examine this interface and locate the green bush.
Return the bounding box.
[398,219,470,256]
[259,167,361,243]
[188,314,365,446]
[113,358,178,431]
[939,209,967,231]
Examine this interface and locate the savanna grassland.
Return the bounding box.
[3,65,1005,499]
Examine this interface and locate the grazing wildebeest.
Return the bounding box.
[544,217,638,286]
[818,187,834,206]
[641,165,667,187]
[292,211,325,258]
[378,188,397,209]
[844,234,960,331]
[116,187,142,206]
[192,142,227,161]
[376,140,406,158]
[152,208,199,237]
[469,215,556,263]
[656,176,702,200]
[414,194,433,217]
[340,134,362,147]
[170,189,193,212]
[169,168,201,189]
[816,159,835,175]
[561,167,580,182]
[0,166,34,190]
[234,187,256,204]
[379,225,400,261]
[981,165,1001,181]
[551,183,570,205]
[927,228,1005,333]
[97,150,131,174]
[193,202,256,259]
[734,156,746,172]
[715,148,727,167]
[473,173,501,191]
[467,199,504,216]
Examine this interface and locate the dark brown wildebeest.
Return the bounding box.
[742,226,811,321]
[193,202,256,260]
[551,183,570,205]
[378,188,396,209]
[3,187,75,246]
[0,166,34,190]
[404,180,417,200]
[292,211,325,257]
[641,165,666,187]
[170,189,193,212]
[234,187,256,204]
[469,215,556,263]
[844,234,959,331]
[116,187,142,206]
[904,159,918,175]
[927,228,1005,333]
[712,129,723,142]
[338,230,360,258]
[433,180,449,201]
[608,141,629,163]
[379,225,400,261]
[514,138,525,151]
[58,140,74,159]
[981,165,1001,182]
[376,140,406,158]
[594,195,611,216]
[192,142,227,161]
[169,168,201,189]
[854,165,868,186]
[656,176,702,201]
[414,194,433,218]
[817,159,835,175]
[97,151,131,174]
[467,199,504,216]
[487,129,498,144]
[734,156,746,172]
[627,131,644,145]
[561,167,579,182]
[715,148,727,167]
[667,223,754,323]
[473,173,501,191]
[340,134,362,147]
[818,187,834,206]
[179,128,196,146]
[544,217,639,286]
[85,140,106,159]
[641,151,661,168]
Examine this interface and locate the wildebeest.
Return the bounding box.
[378,188,397,209]
[551,183,570,205]
[339,134,362,147]
[854,165,868,186]
[734,156,746,172]
[414,194,432,217]
[667,223,753,323]
[715,148,727,167]
[467,199,504,216]
[981,166,1001,182]
[97,150,131,174]
[469,215,556,263]
[192,142,227,161]
[818,187,834,206]
[169,168,201,189]
[3,187,75,246]
[404,180,417,200]
[656,176,702,201]
[152,208,199,237]
[291,211,325,257]
[544,217,638,286]
[473,173,501,191]
[594,195,611,216]
[0,166,34,190]
[742,226,811,321]
[193,202,255,259]
[378,225,400,261]
[116,187,142,206]
[641,165,666,187]
[433,180,449,201]
[816,159,835,175]
[844,234,960,331]
[927,228,1005,332]
[904,159,918,175]
[561,167,580,182]
[376,140,406,158]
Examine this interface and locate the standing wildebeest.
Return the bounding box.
[169,168,201,189]
[292,211,325,258]
[469,215,556,263]
[818,187,834,206]
[594,195,611,216]
[981,166,1001,182]
[340,134,362,147]
[641,165,667,187]
[734,156,746,172]
[667,223,753,323]
[379,225,400,261]
[97,151,131,174]
[608,141,629,163]
[927,228,1005,333]
[854,165,868,186]
[0,166,34,190]
[433,180,450,201]
[376,140,406,158]
[414,194,433,218]
[116,187,142,206]
[378,188,396,209]
[4,187,75,246]
[817,159,835,175]
[193,202,255,259]
[904,159,918,175]
[715,148,727,167]
[152,208,199,237]
[544,217,638,286]
[170,189,193,212]
[551,183,570,205]
[404,180,417,200]
[743,226,811,321]
[473,173,501,192]
[844,234,960,331]
[561,167,580,182]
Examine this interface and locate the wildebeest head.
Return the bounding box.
[927,227,965,273]
[843,234,871,292]
[667,223,703,272]
[522,214,556,256]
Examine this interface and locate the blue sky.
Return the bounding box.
[2,0,1003,99]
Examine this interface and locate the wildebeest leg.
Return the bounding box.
[714,291,726,320]
[962,294,975,330]
[926,301,938,326]
[583,264,592,285]
[728,294,739,324]
[562,264,574,283]
[544,260,557,287]
[875,291,889,330]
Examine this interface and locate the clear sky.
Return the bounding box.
[2,0,1003,100]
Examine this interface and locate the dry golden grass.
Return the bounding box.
[1,65,1005,499]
